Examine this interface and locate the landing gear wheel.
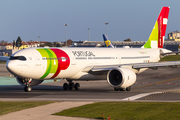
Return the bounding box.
[119,88,126,91]
[114,87,119,91]
[24,86,32,92]
[63,81,81,91]
[126,86,131,91]
[69,83,74,90]
[63,83,69,90]
[75,83,80,90]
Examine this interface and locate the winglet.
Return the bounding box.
[142,6,170,48]
[103,34,115,48]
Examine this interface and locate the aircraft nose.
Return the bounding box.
[6,61,16,75]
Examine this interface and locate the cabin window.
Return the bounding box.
[10,56,27,61]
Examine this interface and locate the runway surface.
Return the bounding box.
[0,64,180,102]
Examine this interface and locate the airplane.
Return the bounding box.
[103,34,115,48]
[103,34,133,48]
[3,6,179,92]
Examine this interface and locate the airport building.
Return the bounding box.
[168,31,180,41]
[0,41,43,56]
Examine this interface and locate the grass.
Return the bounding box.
[160,55,180,61]
[0,101,55,115]
[54,102,180,120]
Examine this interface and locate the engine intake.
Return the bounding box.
[107,68,136,88]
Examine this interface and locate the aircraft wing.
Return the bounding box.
[0,56,10,61]
[161,51,180,56]
[85,61,180,74]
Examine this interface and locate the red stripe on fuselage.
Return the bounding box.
[50,48,70,79]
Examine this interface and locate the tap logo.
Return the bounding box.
[37,48,70,79]
[72,51,95,57]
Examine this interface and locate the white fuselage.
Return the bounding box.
[6,47,160,80]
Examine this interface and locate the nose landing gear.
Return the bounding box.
[24,86,32,92]
[24,78,32,92]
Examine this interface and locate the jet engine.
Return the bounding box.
[107,68,136,89]
[16,77,44,86]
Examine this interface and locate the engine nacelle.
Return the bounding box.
[16,77,44,86]
[107,68,136,88]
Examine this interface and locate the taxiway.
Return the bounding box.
[0,64,180,101]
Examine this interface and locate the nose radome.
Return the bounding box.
[6,61,16,75]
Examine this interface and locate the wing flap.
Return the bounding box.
[91,65,120,72]
[132,61,180,69]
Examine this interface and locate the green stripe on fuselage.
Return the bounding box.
[37,48,58,79]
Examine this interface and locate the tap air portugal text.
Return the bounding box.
[5,6,180,92]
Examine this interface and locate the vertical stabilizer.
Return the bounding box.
[142,7,170,48]
[103,34,115,48]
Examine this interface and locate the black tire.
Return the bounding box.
[69,83,74,90]
[119,88,126,91]
[63,83,69,90]
[114,87,118,91]
[24,86,32,92]
[75,83,80,90]
[24,86,27,92]
[126,86,131,91]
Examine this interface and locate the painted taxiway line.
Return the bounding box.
[134,77,180,89]
[122,92,161,100]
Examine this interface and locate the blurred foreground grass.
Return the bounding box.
[0,101,55,115]
[54,102,180,120]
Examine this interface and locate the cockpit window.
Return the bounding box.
[9,56,27,61]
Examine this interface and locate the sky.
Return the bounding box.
[0,0,180,42]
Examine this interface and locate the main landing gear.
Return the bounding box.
[63,81,80,90]
[114,86,131,91]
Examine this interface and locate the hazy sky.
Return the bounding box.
[0,0,180,42]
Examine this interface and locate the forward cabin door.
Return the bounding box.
[69,52,76,65]
[117,53,121,64]
[33,52,41,68]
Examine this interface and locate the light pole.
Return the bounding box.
[104,22,109,35]
[88,28,90,41]
[64,24,68,46]
[37,36,40,47]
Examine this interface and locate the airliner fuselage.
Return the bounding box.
[6,47,160,80]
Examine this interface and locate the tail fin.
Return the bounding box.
[142,6,170,48]
[103,34,115,48]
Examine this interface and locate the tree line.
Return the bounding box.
[1,36,63,48]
